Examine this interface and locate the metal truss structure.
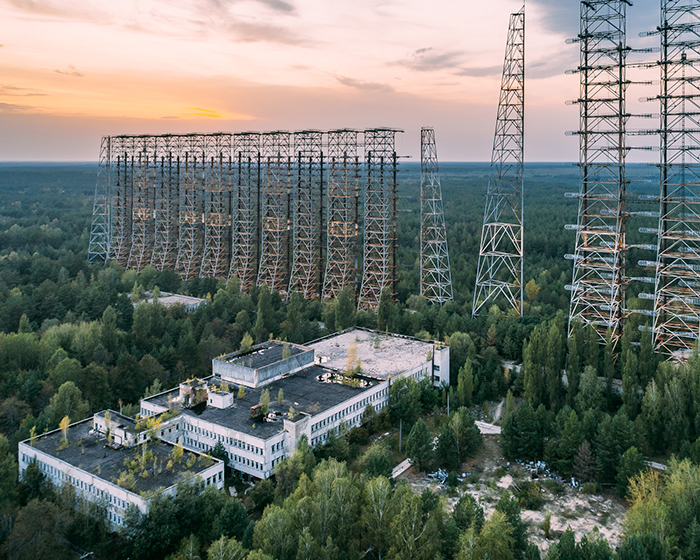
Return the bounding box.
[473,7,525,317]
[127,136,156,273]
[200,134,232,279]
[151,136,181,272]
[420,128,453,305]
[358,129,399,310]
[289,131,324,299]
[649,0,700,355]
[323,130,360,300]
[111,137,135,267]
[88,137,111,263]
[257,132,291,295]
[229,133,260,291]
[176,136,205,280]
[88,130,402,309]
[568,1,630,346]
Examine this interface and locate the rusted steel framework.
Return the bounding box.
[229,133,261,290]
[473,7,525,317]
[88,130,404,305]
[201,134,232,279]
[111,136,135,267]
[257,132,292,294]
[568,1,630,346]
[359,129,399,310]
[323,130,360,300]
[88,136,111,263]
[289,131,324,298]
[151,136,181,272]
[127,136,156,272]
[176,136,205,280]
[420,127,453,306]
[649,0,700,355]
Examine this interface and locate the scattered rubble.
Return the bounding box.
[398,434,627,554]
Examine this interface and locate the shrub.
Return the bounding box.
[515,481,543,510]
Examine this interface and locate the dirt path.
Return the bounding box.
[493,398,505,423]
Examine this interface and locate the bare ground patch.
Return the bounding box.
[398,435,627,555]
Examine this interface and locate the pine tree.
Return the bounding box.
[335,286,357,331]
[545,315,565,410]
[603,330,615,411]
[253,284,274,343]
[557,410,583,476]
[616,535,649,560]
[377,287,396,332]
[622,348,640,419]
[259,389,270,416]
[616,446,644,498]
[575,366,603,415]
[572,440,596,483]
[406,418,432,472]
[566,320,583,409]
[457,359,474,408]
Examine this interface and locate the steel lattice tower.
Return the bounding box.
[176,135,205,280]
[289,131,324,298]
[420,128,453,305]
[473,8,525,317]
[151,136,180,272]
[568,1,630,346]
[649,0,700,355]
[229,133,261,291]
[359,129,399,310]
[323,130,360,300]
[127,136,156,272]
[200,134,232,279]
[88,136,111,263]
[110,137,135,267]
[258,132,291,294]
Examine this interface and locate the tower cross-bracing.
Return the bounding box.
[359,129,399,310]
[257,132,292,295]
[473,7,525,317]
[568,0,631,346]
[111,136,135,268]
[200,134,232,279]
[176,135,205,280]
[88,130,403,311]
[651,0,700,355]
[88,136,111,263]
[420,128,453,305]
[151,136,180,272]
[323,130,360,301]
[229,133,261,291]
[127,136,156,272]
[289,131,324,298]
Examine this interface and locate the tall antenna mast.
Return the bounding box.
[420,127,453,305]
[651,0,700,356]
[473,6,525,317]
[568,1,630,346]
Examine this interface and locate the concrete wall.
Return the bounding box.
[434,346,450,386]
[307,382,390,447]
[18,442,147,530]
[166,414,283,479]
[213,348,315,388]
[18,438,224,531]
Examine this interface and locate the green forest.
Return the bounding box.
[1,162,699,560]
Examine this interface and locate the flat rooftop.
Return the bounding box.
[30,419,217,494]
[309,328,434,380]
[145,365,377,440]
[218,340,307,370]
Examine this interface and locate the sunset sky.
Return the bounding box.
[0,0,660,161]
